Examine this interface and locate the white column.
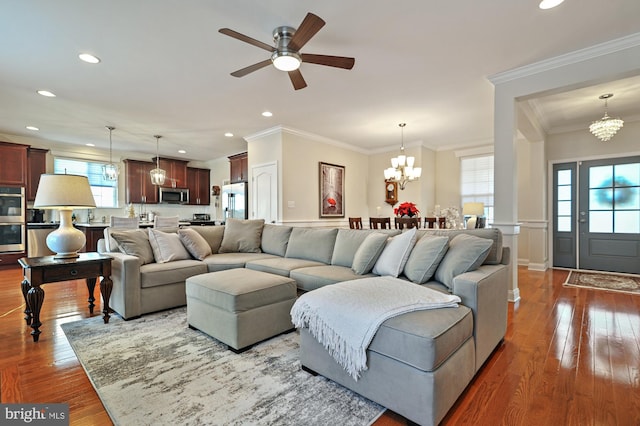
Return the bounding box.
[492,90,521,302]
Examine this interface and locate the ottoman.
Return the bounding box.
[186,268,297,352]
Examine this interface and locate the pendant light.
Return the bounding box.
[150,135,166,185]
[589,93,624,142]
[383,123,422,190]
[102,126,119,180]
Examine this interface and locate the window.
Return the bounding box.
[460,155,494,224]
[53,158,118,208]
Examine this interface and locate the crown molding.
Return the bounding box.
[489,32,640,85]
[244,125,370,154]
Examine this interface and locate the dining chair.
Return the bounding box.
[154,215,180,228]
[348,217,363,229]
[424,217,446,229]
[369,217,391,229]
[394,217,421,230]
[109,216,139,229]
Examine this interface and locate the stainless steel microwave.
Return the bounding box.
[159,187,189,204]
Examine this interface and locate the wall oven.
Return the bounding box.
[0,187,26,252]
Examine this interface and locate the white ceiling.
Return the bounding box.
[1,1,640,162]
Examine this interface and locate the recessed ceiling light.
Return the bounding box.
[262,111,273,117]
[178,149,186,154]
[37,90,56,97]
[86,143,95,147]
[78,53,101,64]
[539,0,565,9]
[224,132,234,137]
[26,126,39,131]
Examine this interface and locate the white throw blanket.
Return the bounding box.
[290,276,461,380]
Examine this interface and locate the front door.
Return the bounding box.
[577,156,640,273]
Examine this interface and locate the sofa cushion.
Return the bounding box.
[148,228,191,263]
[418,228,502,265]
[202,252,277,272]
[178,228,212,260]
[246,257,326,277]
[285,228,338,264]
[372,228,417,277]
[140,259,207,288]
[291,265,377,292]
[219,219,265,253]
[190,226,225,253]
[331,229,372,267]
[435,234,493,289]
[351,232,389,275]
[368,304,473,372]
[403,236,449,283]
[261,224,293,257]
[110,228,155,265]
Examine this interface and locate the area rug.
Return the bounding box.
[61,308,384,426]
[563,270,640,295]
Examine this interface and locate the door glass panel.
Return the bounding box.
[557,217,572,232]
[558,169,572,186]
[558,201,571,216]
[615,187,639,209]
[614,211,640,233]
[589,211,613,233]
[590,188,613,210]
[614,163,640,186]
[558,185,571,200]
[590,165,612,188]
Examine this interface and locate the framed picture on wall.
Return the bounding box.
[319,162,345,218]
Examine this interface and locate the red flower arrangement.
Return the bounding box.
[394,202,419,217]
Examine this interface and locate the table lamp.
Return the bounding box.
[33,174,96,258]
[463,202,485,229]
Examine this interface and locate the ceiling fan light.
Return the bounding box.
[272,51,301,71]
[539,0,565,9]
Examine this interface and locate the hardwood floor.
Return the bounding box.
[1,265,639,425]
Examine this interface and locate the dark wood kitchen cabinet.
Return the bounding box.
[27,148,48,201]
[187,167,210,205]
[155,158,188,188]
[124,160,159,204]
[0,142,28,186]
[229,152,248,183]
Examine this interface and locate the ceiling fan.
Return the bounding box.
[219,13,355,90]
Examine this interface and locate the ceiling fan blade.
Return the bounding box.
[219,28,274,52]
[287,13,325,51]
[230,59,272,77]
[288,69,307,90]
[301,54,355,70]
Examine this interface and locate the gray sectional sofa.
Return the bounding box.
[98,219,509,425]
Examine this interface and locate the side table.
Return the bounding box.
[19,252,113,342]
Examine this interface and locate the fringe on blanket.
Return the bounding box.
[292,300,369,380]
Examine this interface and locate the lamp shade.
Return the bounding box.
[463,202,485,216]
[33,174,96,258]
[34,174,96,209]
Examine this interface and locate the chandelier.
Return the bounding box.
[589,93,624,142]
[150,135,166,185]
[383,123,422,190]
[102,126,119,180]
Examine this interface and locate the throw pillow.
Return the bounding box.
[435,234,493,289]
[109,229,155,265]
[178,228,212,260]
[148,229,191,263]
[351,232,389,275]
[403,235,449,283]
[218,218,265,253]
[372,227,417,277]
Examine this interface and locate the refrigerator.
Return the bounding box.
[222,182,248,220]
